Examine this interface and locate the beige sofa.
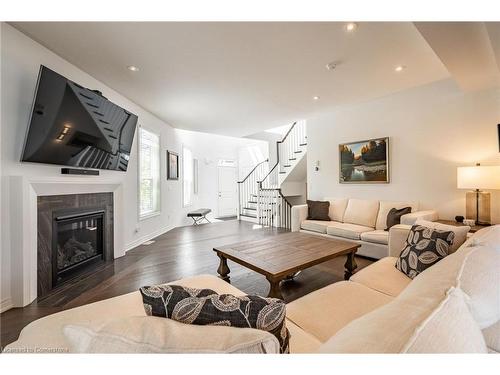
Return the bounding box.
[291,198,438,259]
[5,225,499,353]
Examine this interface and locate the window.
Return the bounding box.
[139,127,160,219]
[183,146,193,207]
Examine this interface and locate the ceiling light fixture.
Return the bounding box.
[345,23,358,32]
[325,62,338,71]
[313,96,320,101]
[395,65,406,72]
[127,65,140,72]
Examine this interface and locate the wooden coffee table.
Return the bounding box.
[213,232,360,299]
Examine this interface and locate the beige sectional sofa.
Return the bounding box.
[291,198,438,259]
[5,225,499,353]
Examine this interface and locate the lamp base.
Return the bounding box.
[465,191,491,225]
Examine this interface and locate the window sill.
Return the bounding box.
[139,211,161,221]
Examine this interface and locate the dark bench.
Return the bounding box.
[187,208,212,225]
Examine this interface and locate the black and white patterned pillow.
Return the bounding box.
[139,285,290,353]
[395,224,455,279]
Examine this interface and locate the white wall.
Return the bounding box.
[0,23,266,310]
[176,129,268,222]
[307,79,500,224]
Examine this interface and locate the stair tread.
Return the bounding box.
[240,213,257,218]
[294,150,302,153]
[243,207,256,211]
[300,143,307,146]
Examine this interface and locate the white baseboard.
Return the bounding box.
[0,297,14,313]
[123,224,174,253]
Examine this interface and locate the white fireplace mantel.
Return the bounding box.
[8,175,124,307]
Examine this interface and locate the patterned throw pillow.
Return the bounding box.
[395,224,455,279]
[139,285,290,353]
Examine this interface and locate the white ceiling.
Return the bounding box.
[415,22,500,91]
[8,22,464,136]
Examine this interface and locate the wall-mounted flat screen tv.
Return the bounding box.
[21,66,138,171]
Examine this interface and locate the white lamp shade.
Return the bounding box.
[457,166,500,190]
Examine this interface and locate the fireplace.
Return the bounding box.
[52,209,105,286]
[37,193,114,298]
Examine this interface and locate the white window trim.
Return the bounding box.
[138,125,161,221]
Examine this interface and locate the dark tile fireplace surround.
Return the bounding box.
[37,193,114,298]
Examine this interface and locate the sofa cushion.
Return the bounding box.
[324,198,349,222]
[343,199,379,228]
[301,220,330,234]
[4,275,245,353]
[395,224,455,279]
[350,257,411,297]
[401,288,487,353]
[63,315,280,353]
[326,222,374,240]
[287,320,322,353]
[139,285,289,353]
[376,201,418,230]
[286,281,392,343]
[415,219,469,253]
[306,200,331,221]
[360,230,389,245]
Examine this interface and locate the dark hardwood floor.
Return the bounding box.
[0,220,373,348]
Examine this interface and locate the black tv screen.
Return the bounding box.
[21,66,138,171]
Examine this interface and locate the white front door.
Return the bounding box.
[217,165,237,217]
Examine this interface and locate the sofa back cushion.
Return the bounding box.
[401,287,487,353]
[343,199,379,228]
[324,198,349,222]
[319,287,487,353]
[376,201,418,230]
[63,316,280,353]
[458,244,500,329]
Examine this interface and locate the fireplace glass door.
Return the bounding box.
[53,210,105,285]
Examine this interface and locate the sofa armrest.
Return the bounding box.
[400,210,438,225]
[291,204,308,232]
[388,224,412,257]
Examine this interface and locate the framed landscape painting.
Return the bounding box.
[339,137,389,183]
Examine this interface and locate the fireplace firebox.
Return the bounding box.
[52,209,106,286]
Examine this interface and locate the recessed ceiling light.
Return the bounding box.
[395,65,406,72]
[313,96,320,101]
[345,23,358,32]
[127,65,140,72]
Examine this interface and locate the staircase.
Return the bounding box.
[237,121,307,229]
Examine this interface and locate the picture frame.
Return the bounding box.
[167,150,179,180]
[339,137,390,184]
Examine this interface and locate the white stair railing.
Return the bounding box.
[257,188,292,229]
[257,121,307,229]
[237,159,269,219]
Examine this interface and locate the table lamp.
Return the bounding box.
[457,164,500,225]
